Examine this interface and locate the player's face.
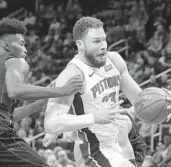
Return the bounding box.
[83,27,107,68]
[9,34,27,58]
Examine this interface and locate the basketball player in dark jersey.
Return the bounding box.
[0,18,83,167]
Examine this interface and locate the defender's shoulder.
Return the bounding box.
[52,60,84,87]
[5,58,28,69]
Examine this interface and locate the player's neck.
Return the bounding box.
[77,53,100,69]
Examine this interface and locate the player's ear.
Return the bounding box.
[76,40,84,51]
[3,42,10,52]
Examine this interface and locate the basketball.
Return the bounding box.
[134,87,170,124]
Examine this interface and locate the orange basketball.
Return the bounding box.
[134,87,170,124]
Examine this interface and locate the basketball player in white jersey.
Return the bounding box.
[43,17,143,167]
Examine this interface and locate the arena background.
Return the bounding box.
[1,0,171,166]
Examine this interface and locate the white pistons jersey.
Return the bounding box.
[68,54,124,167]
[69,55,121,111]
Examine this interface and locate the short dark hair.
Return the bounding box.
[0,18,26,37]
[73,16,103,41]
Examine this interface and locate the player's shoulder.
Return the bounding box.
[52,57,84,86]
[5,58,28,69]
[66,55,84,77]
[107,51,125,65]
[65,60,83,77]
[107,51,127,74]
[66,62,83,75]
[107,51,120,57]
[5,58,29,78]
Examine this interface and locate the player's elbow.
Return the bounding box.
[8,90,22,100]
[8,90,18,99]
[44,127,53,134]
[6,84,21,99]
[44,119,53,134]
[44,103,69,134]
[44,116,58,134]
[44,113,67,134]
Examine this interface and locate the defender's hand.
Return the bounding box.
[94,100,127,127]
[60,75,84,96]
[43,133,58,147]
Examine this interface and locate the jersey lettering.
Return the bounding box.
[91,75,120,98]
[102,92,116,104]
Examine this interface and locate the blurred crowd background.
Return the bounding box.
[1,0,171,166]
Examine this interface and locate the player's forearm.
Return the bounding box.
[13,99,48,121]
[121,72,142,105]
[8,83,63,100]
[44,113,95,134]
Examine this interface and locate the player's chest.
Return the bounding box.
[82,67,121,103]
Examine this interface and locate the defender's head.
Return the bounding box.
[0,18,27,58]
[73,16,107,68]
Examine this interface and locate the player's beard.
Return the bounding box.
[85,49,106,68]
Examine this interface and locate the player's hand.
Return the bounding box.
[60,74,84,96]
[162,88,171,97]
[162,88,171,122]
[93,100,127,127]
[43,133,58,147]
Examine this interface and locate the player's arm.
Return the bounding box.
[13,83,52,121]
[13,99,48,121]
[129,125,147,166]
[44,64,95,134]
[45,103,95,134]
[5,58,82,100]
[44,63,124,135]
[108,52,142,105]
[45,101,123,135]
[126,112,147,166]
